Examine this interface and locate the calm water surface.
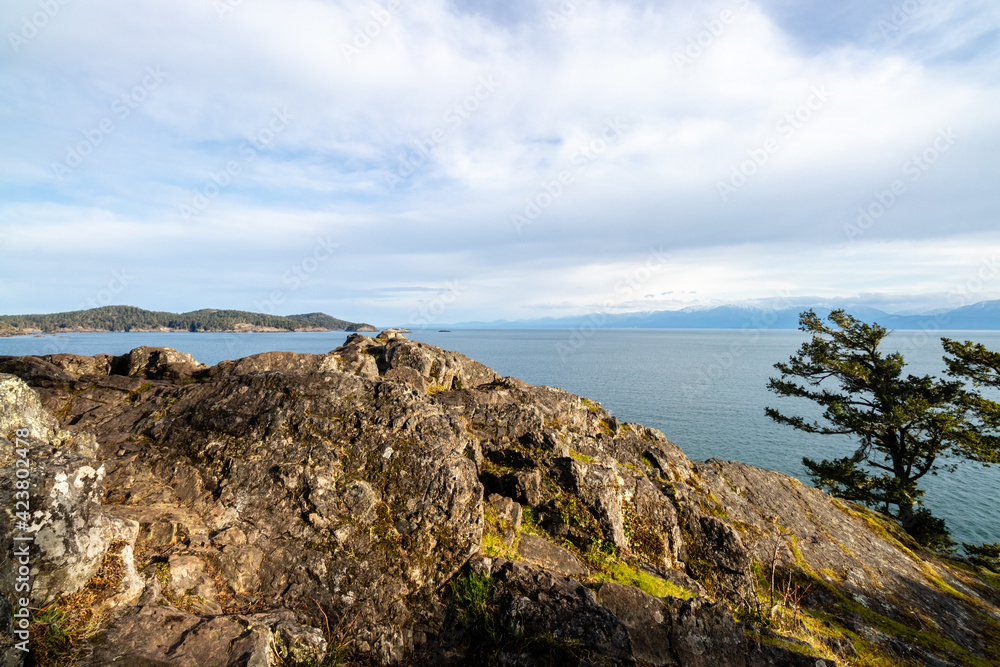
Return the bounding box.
[3,328,998,547]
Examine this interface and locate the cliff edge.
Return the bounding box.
[1,332,998,665]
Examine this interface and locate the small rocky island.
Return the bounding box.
[2,331,999,665]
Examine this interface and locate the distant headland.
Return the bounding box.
[0,306,377,335]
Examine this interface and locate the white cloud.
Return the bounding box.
[1,0,998,321]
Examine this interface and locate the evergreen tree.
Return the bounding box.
[766,310,998,551]
[962,542,1000,572]
[943,338,1000,438]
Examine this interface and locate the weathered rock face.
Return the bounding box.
[1,332,999,666]
[0,375,138,611]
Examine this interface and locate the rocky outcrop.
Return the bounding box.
[1,332,999,666]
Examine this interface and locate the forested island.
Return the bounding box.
[0,306,376,335]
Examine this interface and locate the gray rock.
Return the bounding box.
[492,560,633,663]
[227,626,274,667]
[513,469,543,506]
[107,503,206,549]
[44,353,114,378]
[597,582,678,666]
[212,525,248,546]
[210,350,339,378]
[0,440,138,605]
[488,494,522,546]
[342,479,379,524]
[217,545,264,595]
[247,610,328,665]
[384,365,427,392]
[86,605,242,666]
[559,458,627,548]
[167,554,223,615]
[85,603,326,667]
[113,346,207,382]
[517,533,588,577]
[0,373,59,442]
[669,597,745,667]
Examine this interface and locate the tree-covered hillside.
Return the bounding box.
[0,306,375,333]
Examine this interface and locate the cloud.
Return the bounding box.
[1,0,998,322]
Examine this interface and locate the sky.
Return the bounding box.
[1,0,999,327]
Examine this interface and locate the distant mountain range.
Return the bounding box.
[438,300,1000,330]
[0,306,376,334]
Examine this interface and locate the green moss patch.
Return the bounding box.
[584,538,693,600]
